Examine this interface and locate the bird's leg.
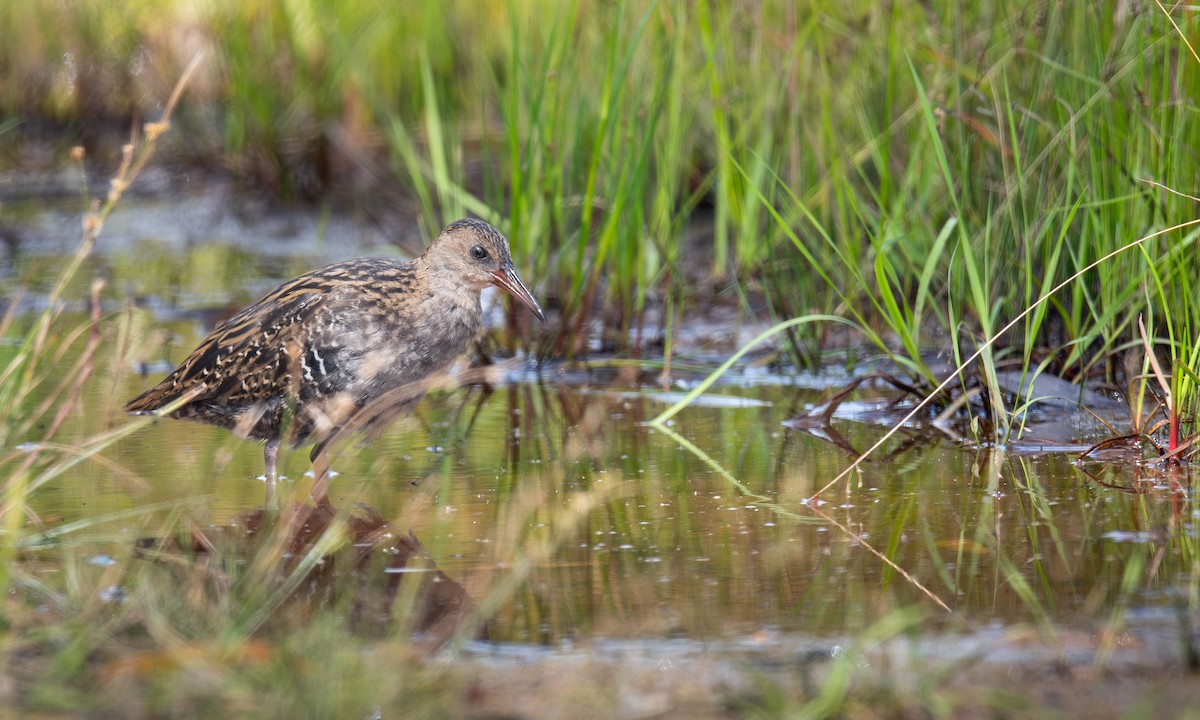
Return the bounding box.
[263,439,281,510]
[309,439,332,508]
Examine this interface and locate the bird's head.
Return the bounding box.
[426,218,546,322]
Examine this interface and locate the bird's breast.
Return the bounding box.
[314,289,483,401]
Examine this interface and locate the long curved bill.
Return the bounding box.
[491,263,546,323]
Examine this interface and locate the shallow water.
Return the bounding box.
[22,312,1196,646]
[5,192,1196,665]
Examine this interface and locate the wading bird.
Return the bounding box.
[126,218,545,503]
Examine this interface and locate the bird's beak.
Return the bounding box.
[491,263,546,323]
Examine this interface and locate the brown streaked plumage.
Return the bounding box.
[126,218,545,503]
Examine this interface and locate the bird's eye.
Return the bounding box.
[471,245,488,260]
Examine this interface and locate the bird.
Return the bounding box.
[125,218,545,504]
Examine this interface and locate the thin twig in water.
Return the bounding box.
[653,422,953,613]
[807,503,952,613]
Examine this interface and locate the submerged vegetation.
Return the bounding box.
[2,0,1200,716]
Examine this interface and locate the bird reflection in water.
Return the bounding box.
[137,499,483,648]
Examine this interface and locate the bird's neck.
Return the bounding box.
[413,262,484,335]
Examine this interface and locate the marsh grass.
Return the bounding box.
[0,58,451,714]
[0,59,657,711]
[0,56,203,615]
[5,2,1200,400]
[4,1,1200,716]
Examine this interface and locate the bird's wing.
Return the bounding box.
[125,274,333,414]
